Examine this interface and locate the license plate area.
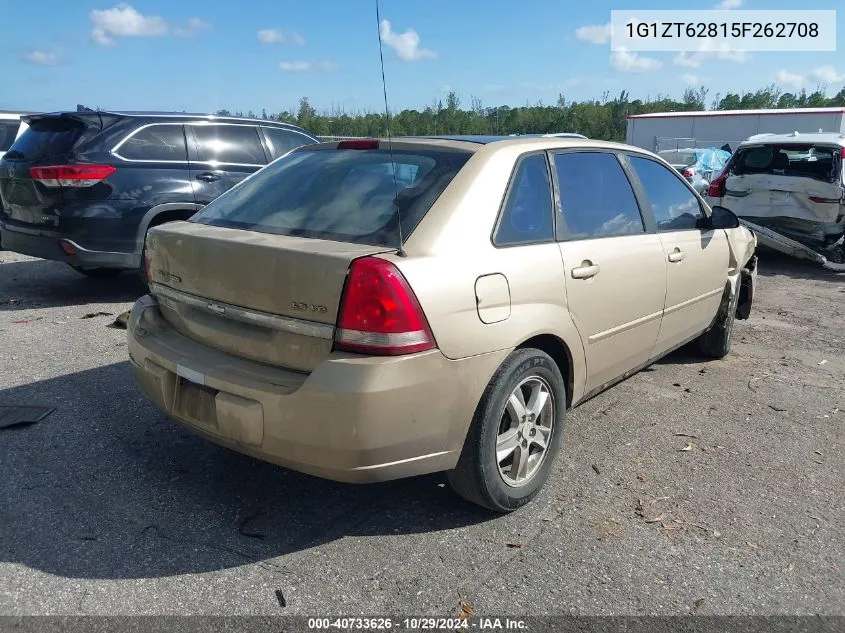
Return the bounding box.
[174,376,219,428]
[769,190,789,204]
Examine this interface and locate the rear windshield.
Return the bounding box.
[730,144,842,183]
[4,118,83,161]
[0,120,20,153]
[192,147,471,246]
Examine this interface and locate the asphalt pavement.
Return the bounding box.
[1,251,843,616]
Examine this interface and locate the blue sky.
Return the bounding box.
[2,0,843,115]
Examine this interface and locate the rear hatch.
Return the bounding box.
[0,113,107,227]
[146,141,471,372]
[723,143,844,224]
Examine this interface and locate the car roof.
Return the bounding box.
[28,110,312,133]
[306,136,654,157]
[739,132,845,148]
[409,133,586,144]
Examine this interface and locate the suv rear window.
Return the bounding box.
[731,144,842,183]
[4,117,83,161]
[0,120,20,152]
[192,147,471,246]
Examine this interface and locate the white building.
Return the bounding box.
[626,107,845,153]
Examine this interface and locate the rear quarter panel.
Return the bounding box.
[393,145,588,403]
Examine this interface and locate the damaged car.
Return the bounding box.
[128,136,757,512]
[706,133,845,271]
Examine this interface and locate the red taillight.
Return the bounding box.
[59,240,76,256]
[680,169,693,178]
[29,164,116,188]
[707,173,727,198]
[334,257,435,356]
[144,249,153,282]
[337,139,379,150]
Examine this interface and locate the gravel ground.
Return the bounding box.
[0,251,843,617]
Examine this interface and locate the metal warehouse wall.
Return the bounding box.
[627,111,845,152]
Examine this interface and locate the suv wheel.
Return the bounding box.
[68,265,123,278]
[448,348,566,512]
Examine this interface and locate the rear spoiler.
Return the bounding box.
[21,111,120,130]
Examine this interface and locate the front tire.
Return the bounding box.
[448,348,566,512]
[695,284,739,359]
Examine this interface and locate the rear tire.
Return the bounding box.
[695,284,739,359]
[448,348,566,512]
[68,265,123,278]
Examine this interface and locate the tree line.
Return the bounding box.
[216,84,845,142]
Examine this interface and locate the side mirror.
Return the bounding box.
[707,205,740,230]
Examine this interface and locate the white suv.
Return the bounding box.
[0,111,32,160]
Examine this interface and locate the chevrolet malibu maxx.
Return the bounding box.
[128,135,757,511]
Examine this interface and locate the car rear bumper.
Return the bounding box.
[0,222,138,269]
[127,295,507,483]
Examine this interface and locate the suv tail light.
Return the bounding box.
[707,172,728,198]
[334,257,435,356]
[29,164,116,188]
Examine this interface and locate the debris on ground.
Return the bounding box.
[82,311,114,319]
[691,598,705,613]
[505,542,524,549]
[679,443,694,452]
[237,510,267,539]
[714,530,722,539]
[274,589,286,608]
[674,432,699,439]
[591,463,601,475]
[0,405,55,430]
[107,311,131,329]
[458,600,475,619]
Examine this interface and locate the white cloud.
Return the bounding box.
[682,74,701,85]
[611,49,662,73]
[811,65,845,83]
[291,31,306,46]
[379,20,436,61]
[715,0,742,8]
[776,69,805,90]
[439,84,452,93]
[174,18,210,38]
[24,50,60,66]
[673,41,749,68]
[90,4,168,46]
[575,23,612,44]
[278,60,337,73]
[258,28,284,43]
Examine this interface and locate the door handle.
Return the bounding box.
[668,248,686,263]
[195,172,221,182]
[571,261,600,279]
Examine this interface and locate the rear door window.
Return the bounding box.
[494,153,555,246]
[4,117,83,161]
[190,124,267,165]
[627,155,703,231]
[118,124,187,161]
[191,147,470,247]
[262,126,314,159]
[552,151,645,239]
[0,120,20,152]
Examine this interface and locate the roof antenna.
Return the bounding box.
[375,0,406,257]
